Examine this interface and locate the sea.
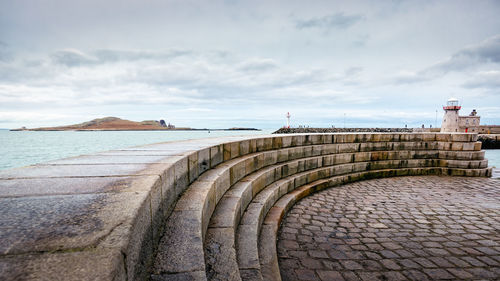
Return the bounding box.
[0,129,499,171]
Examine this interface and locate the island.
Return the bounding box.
[11,117,260,131]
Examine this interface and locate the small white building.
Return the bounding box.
[441,98,480,133]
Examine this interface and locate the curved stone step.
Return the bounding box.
[204,151,488,280]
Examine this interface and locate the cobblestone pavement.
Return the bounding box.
[277,176,500,280]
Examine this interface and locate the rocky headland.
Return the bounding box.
[11,117,185,131]
[11,117,259,131]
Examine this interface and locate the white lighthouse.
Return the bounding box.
[286,112,291,128]
[441,98,461,132]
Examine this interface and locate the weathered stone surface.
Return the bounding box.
[0,191,148,255]
[239,269,263,281]
[151,271,207,281]
[0,175,159,196]
[237,224,261,270]
[205,227,241,281]
[259,224,281,281]
[0,248,125,281]
[153,210,205,274]
[209,195,242,228]
[0,163,172,179]
[44,154,181,164]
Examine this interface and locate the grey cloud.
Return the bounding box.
[393,72,432,84]
[50,49,98,67]
[295,13,364,30]
[458,35,500,63]
[344,67,363,76]
[237,58,278,73]
[462,71,500,90]
[428,34,500,73]
[50,48,193,67]
[0,41,13,62]
[393,34,500,84]
[351,34,369,47]
[92,49,192,63]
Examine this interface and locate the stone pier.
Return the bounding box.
[0,133,494,280]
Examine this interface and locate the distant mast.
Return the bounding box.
[286,112,291,128]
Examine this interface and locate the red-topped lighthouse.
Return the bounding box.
[441,98,461,132]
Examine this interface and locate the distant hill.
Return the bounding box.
[11,117,190,131]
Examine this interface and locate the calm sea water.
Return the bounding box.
[0,129,499,170]
[0,129,273,170]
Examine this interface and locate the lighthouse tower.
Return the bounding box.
[441,98,461,132]
[286,112,291,128]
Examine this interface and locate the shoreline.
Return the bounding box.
[9,128,261,132]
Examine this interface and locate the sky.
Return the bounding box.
[0,0,499,129]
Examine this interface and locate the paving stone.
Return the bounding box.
[447,268,474,279]
[301,258,324,270]
[357,272,385,281]
[295,269,319,281]
[339,260,363,270]
[399,259,420,269]
[402,270,430,281]
[466,267,498,279]
[341,271,361,281]
[429,257,453,267]
[309,250,329,259]
[423,268,455,279]
[316,270,344,281]
[380,259,401,270]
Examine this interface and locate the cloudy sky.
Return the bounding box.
[1,0,499,129]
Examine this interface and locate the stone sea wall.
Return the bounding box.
[477,134,500,149]
[274,129,500,149]
[0,133,492,281]
[273,128,415,134]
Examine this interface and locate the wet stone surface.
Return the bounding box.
[277,176,500,281]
